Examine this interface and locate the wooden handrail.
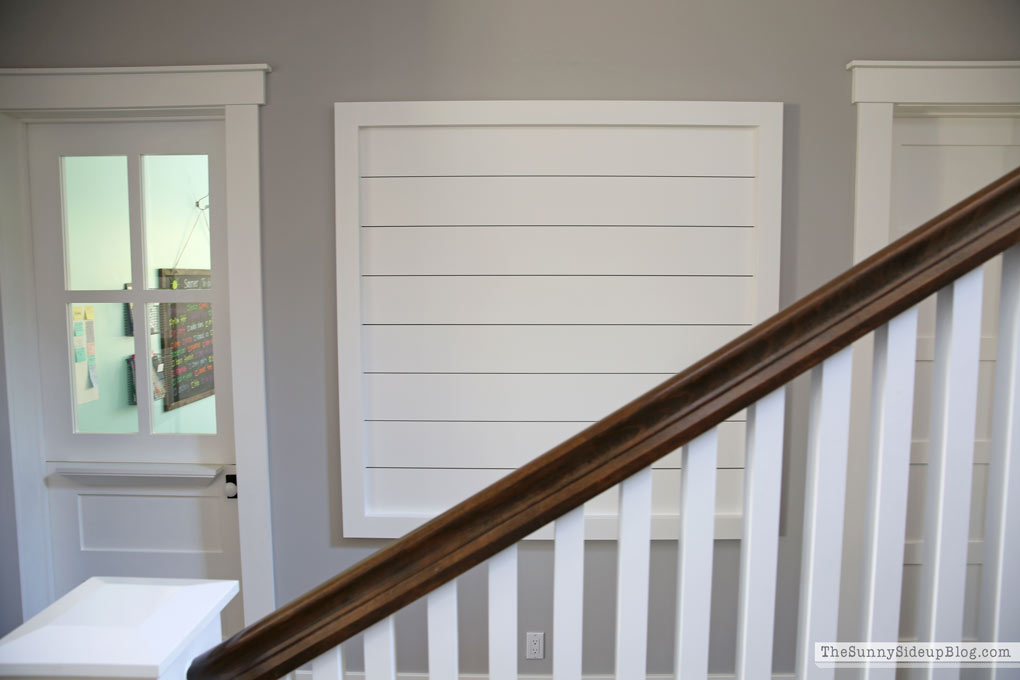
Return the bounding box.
[189,166,1020,680]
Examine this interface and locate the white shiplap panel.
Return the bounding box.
[488,545,518,680]
[553,507,585,680]
[427,581,458,680]
[363,373,668,422]
[364,419,746,469]
[674,430,718,680]
[363,373,747,423]
[336,101,784,539]
[361,226,754,276]
[735,387,786,680]
[361,176,756,227]
[362,276,755,325]
[362,324,747,374]
[360,124,757,177]
[616,468,653,680]
[917,269,983,658]
[365,467,744,517]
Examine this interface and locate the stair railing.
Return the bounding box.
[189,166,1020,680]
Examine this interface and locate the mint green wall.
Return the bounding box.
[63,154,216,435]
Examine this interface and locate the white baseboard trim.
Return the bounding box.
[293,671,796,679]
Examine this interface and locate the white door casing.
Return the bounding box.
[0,65,275,624]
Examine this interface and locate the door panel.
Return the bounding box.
[45,464,243,633]
[26,120,243,635]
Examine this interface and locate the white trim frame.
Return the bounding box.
[845,59,1020,647]
[334,100,783,539]
[0,64,276,624]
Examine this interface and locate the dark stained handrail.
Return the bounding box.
[189,166,1020,680]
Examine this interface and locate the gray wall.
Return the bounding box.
[2,0,1019,672]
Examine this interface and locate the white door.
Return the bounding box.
[25,119,243,633]
[887,114,1020,641]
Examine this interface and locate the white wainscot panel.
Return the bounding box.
[362,373,748,422]
[362,276,754,325]
[362,324,747,374]
[365,468,743,519]
[361,226,755,276]
[364,420,746,469]
[359,124,757,178]
[360,176,756,227]
[78,494,224,552]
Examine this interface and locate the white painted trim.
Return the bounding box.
[848,60,1020,104]
[334,100,784,539]
[52,462,225,486]
[753,101,784,320]
[0,65,272,75]
[224,103,276,623]
[0,113,55,620]
[0,67,275,626]
[0,65,270,110]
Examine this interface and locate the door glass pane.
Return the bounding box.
[69,303,138,433]
[62,157,132,291]
[149,302,217,434]
[142,155,212,290]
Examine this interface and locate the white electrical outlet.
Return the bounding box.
[526,631,545,659]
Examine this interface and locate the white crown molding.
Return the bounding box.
[0,64,270,110]
[847,60,1020,105]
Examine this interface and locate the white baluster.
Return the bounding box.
[427,580,458,680]
[795,347,853,680]
[981,245,1020,662]
[735,387,786,680]
[675,428,718,680]
[489,545,518,680]
[859,308,919,680]
[554,506,585,680]
[917,268,983,680]
[364,616,397,680]
[311,644,345,680]
[615,467,653,680]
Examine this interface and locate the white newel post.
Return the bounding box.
[0,577,238,680]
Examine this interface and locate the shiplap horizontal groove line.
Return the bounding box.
[364,466,745,470]
[188,168,1020,680]
[362,372,691,375]
[902,144,1020,148]
[360,274,754,278]
[359,227,758,232]
[359,174,757,179]
[362,418,750,423]
[361,323,754,327]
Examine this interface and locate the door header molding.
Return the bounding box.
[0,64,270,110]
[847,60,1020,105]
